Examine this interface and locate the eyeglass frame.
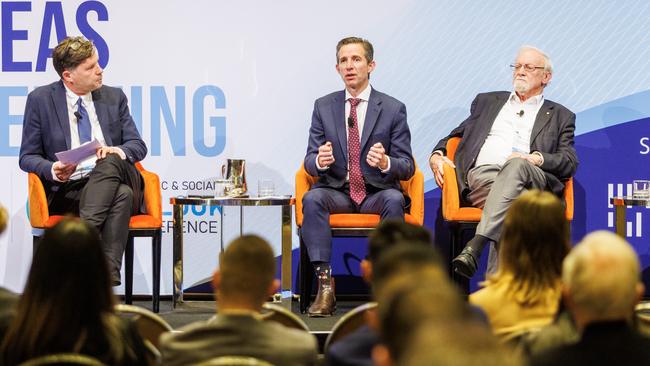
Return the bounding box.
[509,63,546,72]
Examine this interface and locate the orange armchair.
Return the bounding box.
[295,162,424,312]
[442,137,574,282]
[28,162,163,312]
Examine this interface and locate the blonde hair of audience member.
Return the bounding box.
[485,190,570,304]
[400,319,523,366]
[0,204,7,234]
[373,268,467,366]
[212,235,279,311]
[562,230,644,330]
[0,218,140,365]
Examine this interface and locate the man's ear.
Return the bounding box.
[212,270,221,291]
[372,344,393,366]
[361,259,372,284]
[62,69,72,83]
[267,279,280,297]
[636,282,645,305]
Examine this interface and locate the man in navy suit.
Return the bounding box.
[430,46,578,279]
[19,36,147,286]
[302,37,414,316]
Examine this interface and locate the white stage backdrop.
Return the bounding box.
[2,1,650,294]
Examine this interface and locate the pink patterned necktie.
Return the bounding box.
[347,98,366,205]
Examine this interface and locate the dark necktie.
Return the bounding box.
[77,98,92,143]
[347,98,366,205]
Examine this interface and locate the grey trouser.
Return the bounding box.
[466,158,546,273]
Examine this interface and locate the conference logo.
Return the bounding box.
[0,1,228,158]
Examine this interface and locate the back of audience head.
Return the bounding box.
[399,319,523,366]
[362,221,433,286]
[213,234,278,311]
[562,230,643,329]
[373,245,465,365]
[0,218,129,363]
[490,189,570,302]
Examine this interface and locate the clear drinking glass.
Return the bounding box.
[633,180,650,199]
[258,179,275,197]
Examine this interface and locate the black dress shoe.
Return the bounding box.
[452,246,480,279]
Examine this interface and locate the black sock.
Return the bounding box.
[466,235,490,254]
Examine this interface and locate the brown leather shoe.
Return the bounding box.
[308,277,336,317]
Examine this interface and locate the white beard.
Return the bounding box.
[514,79,529,94]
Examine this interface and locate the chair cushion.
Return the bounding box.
[329,213,420,228]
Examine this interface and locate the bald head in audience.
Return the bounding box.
[562,230,644,330]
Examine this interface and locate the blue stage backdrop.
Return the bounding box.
[1,1,650,296]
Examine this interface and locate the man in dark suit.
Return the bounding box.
[19,36,146,285]
[430,46,578,278]
[531,231,650,366]
[302,37,415,316]
[160,235,318,366]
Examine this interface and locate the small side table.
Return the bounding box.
[610,196,650,237]
[169,196,295,308]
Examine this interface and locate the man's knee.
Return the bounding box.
[382,189,405,207]
[115,184,134,204]
[93,153,124,174]
[303,189,327,210]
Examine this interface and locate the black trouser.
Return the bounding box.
[48,154,144,279]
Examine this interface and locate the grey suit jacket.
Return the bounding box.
[159,313,318,366]
[433,91,578,204]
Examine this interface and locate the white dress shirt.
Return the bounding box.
[474,92,544,167]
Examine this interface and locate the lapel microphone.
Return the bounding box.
[347,117,355,128]
[517,110,524,117]
[74,111,82,121]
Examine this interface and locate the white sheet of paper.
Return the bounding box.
[55,139,101,164]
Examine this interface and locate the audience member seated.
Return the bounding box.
[531,231,650,366]
[470,190,570,340]
[400,319,523,366]
[326,221,434,366]
[160,235,318,366]
[519,300,579,358]
[0,204,18,342]
[372,251,473,366]
[0,218,147,365]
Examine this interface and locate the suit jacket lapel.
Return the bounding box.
[52,81,72,150]
[92,88,113,145]
[530,101,554,144]
[332,92,348,164]
[361,90,381,150]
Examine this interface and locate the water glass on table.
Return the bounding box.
[633,180,650,199]
[258,179,275,197]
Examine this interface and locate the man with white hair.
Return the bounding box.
[532,230,650,366]
[430,46,578,278]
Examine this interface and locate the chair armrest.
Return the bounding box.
[135,163,162,226]
[564,177,574,221]
[441,163,462,221]
[28,173,50,228]
[295,164,317,227]
[401,166,424,225]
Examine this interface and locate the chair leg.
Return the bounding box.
[125,235,134,305]
[450,224,470,295]
[152,229,162,313]
[32,236,40,255]
[299,230,313,314]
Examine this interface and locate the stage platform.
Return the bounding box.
[131,298,367,352]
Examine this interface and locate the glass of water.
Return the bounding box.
[633,180,650,199]
[258,179,275,197]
